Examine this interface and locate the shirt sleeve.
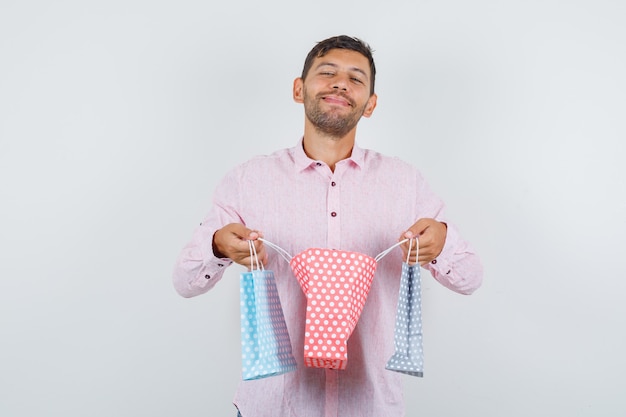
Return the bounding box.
[423,222,483,295]
[413,169,483,295]
[172,168,242,298]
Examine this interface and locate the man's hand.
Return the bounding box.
[212,223,267,268]
[399,219,447,265]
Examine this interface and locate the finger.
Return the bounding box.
[259,250,269,267]
[227,223,251,239]
[402,219,433,242]
[406,246,419,265]
[248,230,260,240]
[417,245,435,265]
[399,236,419,264]
[417,250,431,265]
[401,230,415,240]
[417,240,441,265]
[253,241,267,263]
[407,218,431,237]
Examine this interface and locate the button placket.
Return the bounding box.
[327,174,341,248]
[329,178,338,218]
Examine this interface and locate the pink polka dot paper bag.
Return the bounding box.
[290,248,377,370]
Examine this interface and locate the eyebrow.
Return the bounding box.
[315,62,369,80]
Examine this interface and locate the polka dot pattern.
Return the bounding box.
[385,262,424,377]
[239,270,297,380]
[290,248,377,370]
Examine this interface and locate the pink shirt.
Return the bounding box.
[173,140,482,417]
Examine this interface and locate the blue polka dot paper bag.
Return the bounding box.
[385,241,424,377]
[239,268,297,380]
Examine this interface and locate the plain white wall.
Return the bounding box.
[1,0,624,416]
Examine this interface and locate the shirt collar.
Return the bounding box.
[291,138,365,172]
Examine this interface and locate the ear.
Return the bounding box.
[362,93,378,118]
[293,78,304,103]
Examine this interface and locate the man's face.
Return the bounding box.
[295,49,377,138]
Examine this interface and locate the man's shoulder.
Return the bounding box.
[360,147,416,171]
[231,146,295,172]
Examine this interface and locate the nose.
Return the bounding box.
[332,74,349,91]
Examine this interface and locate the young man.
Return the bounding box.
[173,35,482,417]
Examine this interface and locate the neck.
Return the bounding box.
[302,121,357,172]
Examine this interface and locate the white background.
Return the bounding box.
[1,1,625,416]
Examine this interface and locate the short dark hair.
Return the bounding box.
[301,35,376,95]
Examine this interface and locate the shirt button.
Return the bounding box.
[331,212,337,217]
[331,181,336,187]
[316,162,322,166]
[217,263,224,268]
[431,259,437,265]
[204,274,211,279]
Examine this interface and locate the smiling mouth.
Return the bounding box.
[321,94,353,107]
